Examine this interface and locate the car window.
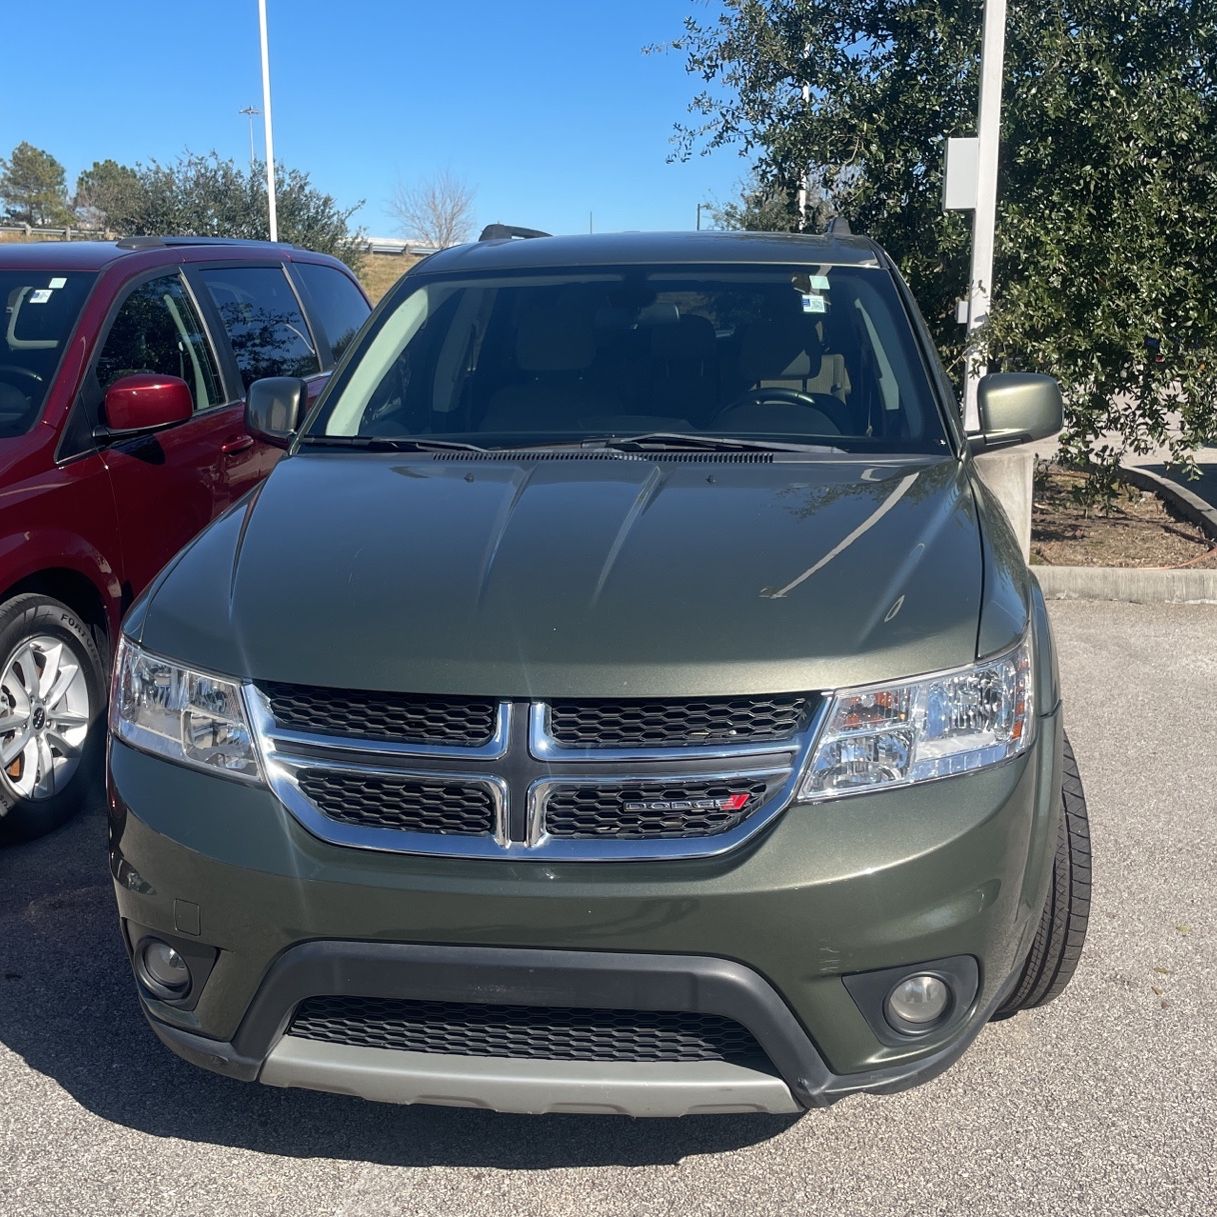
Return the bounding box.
[0,271,96,437]
[96,274,223,412]
[199,266,321,389]
[312,265,948,453]
[293,262,370,363]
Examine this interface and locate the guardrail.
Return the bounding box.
[0,223,109,241]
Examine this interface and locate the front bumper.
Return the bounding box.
[109,706,1062,1115]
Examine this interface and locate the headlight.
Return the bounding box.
[109,637,261,781]
[798,634,1033,801]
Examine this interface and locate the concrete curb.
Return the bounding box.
[1034,565,1217,604]
[1118,463,1217,542]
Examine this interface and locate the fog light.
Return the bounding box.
[138,939,191,998]
[885,974,950,1029]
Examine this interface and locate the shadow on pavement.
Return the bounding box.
[0,802,799,1168]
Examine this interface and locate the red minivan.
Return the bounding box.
[0,237,370,840]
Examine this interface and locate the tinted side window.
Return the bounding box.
[199,266,320,389]
[96,274,223,411]
[294,262,370,363]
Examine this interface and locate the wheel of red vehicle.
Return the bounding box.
[0,594,106,844]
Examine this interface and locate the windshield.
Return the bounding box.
[306,264,948,453]
[0,270,95,437]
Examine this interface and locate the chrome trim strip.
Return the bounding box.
[265,753,511,854]
[528,702,804,763]
[247,686,511,760]
[525,765,794,861]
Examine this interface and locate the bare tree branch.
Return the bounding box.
[389,169,476,248]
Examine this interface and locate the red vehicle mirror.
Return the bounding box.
[102,374,193,436]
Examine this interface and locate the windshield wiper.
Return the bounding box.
[569,432,841,454]
[298,435,493,454]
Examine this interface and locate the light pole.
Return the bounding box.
[239,106,260,170]
[796,79,811,225]
[257,0,278,242]
[962,0,1008,431]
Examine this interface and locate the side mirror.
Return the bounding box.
[99,374,193,438]
[246,377,307,449]
[972,373,1064,451]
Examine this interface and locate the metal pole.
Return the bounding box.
[258,0,278,241]
[963,0,1007,430]
[239,106,259,170]
[796,81,810,225]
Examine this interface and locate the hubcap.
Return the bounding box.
[0,634,91,801]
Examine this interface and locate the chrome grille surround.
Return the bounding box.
[247,687,825,862]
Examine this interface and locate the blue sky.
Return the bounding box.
[2,0,748,238]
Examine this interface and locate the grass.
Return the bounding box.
[356,251,423,302]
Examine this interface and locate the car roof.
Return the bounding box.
[416,229,885,274]
[0,237,334,273]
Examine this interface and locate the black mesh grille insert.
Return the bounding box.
[297,770,497,835]
[261,683,498,747]
[547,695,812,749]
[543,775,784,840]
[289,996,766,1063]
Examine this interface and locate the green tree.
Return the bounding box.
[705,170,831,233]
[123,152,364,268]
[660,2,1217,487]
[0,141,72,226]
[74,159,143,231]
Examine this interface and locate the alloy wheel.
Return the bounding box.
[0,634,91,801]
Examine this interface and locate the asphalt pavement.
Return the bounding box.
[1,600,1213,1217]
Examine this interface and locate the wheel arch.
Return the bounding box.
[1,564,116,661]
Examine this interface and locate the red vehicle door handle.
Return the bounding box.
[220,434,255,455]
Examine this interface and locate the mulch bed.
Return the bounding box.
[1030,464,1217,569]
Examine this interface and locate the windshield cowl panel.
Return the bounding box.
[306,263,949,457]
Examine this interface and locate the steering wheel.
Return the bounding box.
[0,365,44,389]
[712,387,850,435]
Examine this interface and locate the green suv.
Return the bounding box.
[107,230,1091,1116]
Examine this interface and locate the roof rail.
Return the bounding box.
[478,224,551,242]
[115,235,293,250]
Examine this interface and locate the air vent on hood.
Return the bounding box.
[427,450,774,463]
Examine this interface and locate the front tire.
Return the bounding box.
[996,731,1092,1015]
[0,594,106,844]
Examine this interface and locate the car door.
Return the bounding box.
[193,263,331,495]
[95,270,249,596]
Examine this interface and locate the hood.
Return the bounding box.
[137,452,989,697]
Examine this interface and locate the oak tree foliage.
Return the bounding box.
[123,152,364,268]
[660,1,1217,486]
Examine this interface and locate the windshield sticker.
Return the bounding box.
[28,289,53,304]
[801,293,826,314]
[809,274,831,291]
[48,277,67,289]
